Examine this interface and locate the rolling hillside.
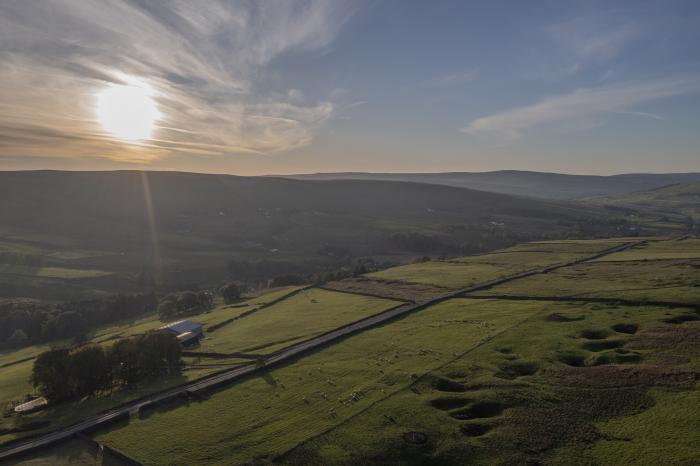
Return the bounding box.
[285,170,700,200]
[0,170,629,300]
[587,182,700,224]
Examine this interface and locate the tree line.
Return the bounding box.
[31,331,182,401]
[157,290,213,320]
[0,293,157,349]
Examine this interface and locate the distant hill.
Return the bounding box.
[0,170,629,299]
[283,170,700,200]
[587,181,700,224]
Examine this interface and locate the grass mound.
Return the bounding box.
[548,364,697,389]
[590,351,642,366]
[495,360,539,379]
[581,339,624,352]
[485,386,653,461]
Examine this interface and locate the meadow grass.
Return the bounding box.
[0,287,303,443]
[593,238,700,261]
[475,259,700,304]
[0,264,111,279]
[88,285,306,345]
[366,239,629,289]
[589,387,700,466]
[6,237,700,464]
[367,261,513,288]
[279,301,698,465]
[0,360,35,410]
[196,288,400,354]
[496,238,631,254]
[94,299,539,465]
[0,366,221,445]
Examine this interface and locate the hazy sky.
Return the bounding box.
[1,0,699,175]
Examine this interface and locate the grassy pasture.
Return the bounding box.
[93,299,539,465]
[366,239,629,289]
[493,238,631,254]
[590,387,700,465]
[0,264,112,279]
[475,259,700,304]
[0,287,303,444]
[279,301,699,466]
[87,286,306,346]
[0,365,221,445]
[196,288,400,355]
[593,238,700,261]
[5,237,699,464]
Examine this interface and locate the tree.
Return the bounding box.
[31,348,72,400]
[69,345,108,397]
[157,299,177,320]
[197,291,213,308]
[109,337,140,386]
[136,331,182,377]
[177,291,200,311]
[220,283,241,304]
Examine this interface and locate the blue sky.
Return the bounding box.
[1,0,699,174]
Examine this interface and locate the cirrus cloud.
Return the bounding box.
[461,77,700,139]
[0,0,359,161]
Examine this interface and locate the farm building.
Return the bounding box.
[160,319,203,346]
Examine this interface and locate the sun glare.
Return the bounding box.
[96,80,161,141]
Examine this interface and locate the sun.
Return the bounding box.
[96,80,161,141]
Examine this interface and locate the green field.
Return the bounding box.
[278,300,700,465]
[474,258,700,304]
[3,236,699,465]
[0,287,303,443]
[366,239,629,288]
[593,238,700,261]
[0,264,111,280]
[196,288,401,355]
[94,299,537,465]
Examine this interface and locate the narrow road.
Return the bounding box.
[0,239,645,461]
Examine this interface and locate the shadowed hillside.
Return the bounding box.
[285,171,700,200]
[587,182,700,226]
[0,170,630,299]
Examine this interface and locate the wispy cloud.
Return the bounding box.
[614,110,667,121]
[0,0,359,160]
[547,16,639,65]
[523,14,641,81]
[461,77,699,139]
